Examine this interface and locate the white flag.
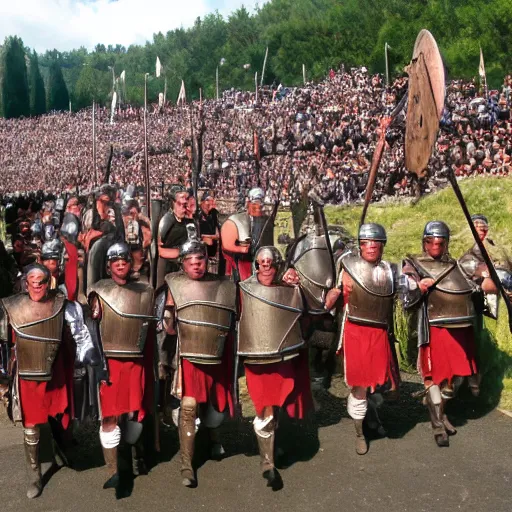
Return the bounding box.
[479,47,486,81]
[120,70,126,83]
[158,92,164,108]
[156,57,162,78]
[177,80,186,104]
[110,91,117,125]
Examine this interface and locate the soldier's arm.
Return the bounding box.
[220,220,249,254]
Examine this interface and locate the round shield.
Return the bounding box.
[405,29,446,177]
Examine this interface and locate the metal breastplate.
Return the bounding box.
[228,212,274,247]
[166,273,236,363]
[342,252,395,326]
[2,292,65,381]
[238,276,304,360]
[413,256,475,326]
[89,280,156,358]
[292,233,335,312]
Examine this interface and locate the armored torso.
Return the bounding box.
[227,212,274,248]
[1,291,65,381]
[238,275,304,362]
[411,255,475,327]
[166,272,236,363]
[89,280,156,358]
[341,252,395,327]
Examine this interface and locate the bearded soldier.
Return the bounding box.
[238,246,312,489]
[88,242,157,492]
[164,226,236,487]
[0,264,96,498]
[325,224,399,455]
[221,187,274,282]
[401,221,479,447]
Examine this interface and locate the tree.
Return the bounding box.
[28,50,46,115]
[74,65,111,109]
[47,60,69,111]
[1,36,30,118]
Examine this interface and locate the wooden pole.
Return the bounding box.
[255,72,258,104]
[92,100,97,187]
[216,66,219,100]
[385,42,390,87]
[144,73,151,218]
[260,46,268,87]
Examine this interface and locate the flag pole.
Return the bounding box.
[303,64,306,85]
[255,72,258,104]
[216,66,219,100]
[144,73,151,218]
[260,46,268,87]
[92,100,97,187]
[385,42,390,87]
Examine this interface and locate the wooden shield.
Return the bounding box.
[405,30,446,177]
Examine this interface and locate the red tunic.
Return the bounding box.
[222,251,253,282]
[100,358,146,419]
[342,319,399,391]
[419,326,477,385]
[244,350,312,419]
[19,336,74,429]
[181,336,234,417]
[62,239,79,301]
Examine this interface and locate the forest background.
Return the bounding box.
[1,0,511,118]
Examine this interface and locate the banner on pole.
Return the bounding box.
[177,80,186,105]
[479,46,486,81]
[156,56,163,78]
[110,92,117,125]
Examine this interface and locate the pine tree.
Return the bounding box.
[47,60,69,111]
[1,36,29,118]
[28,51,46,116]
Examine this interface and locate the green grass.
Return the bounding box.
[283,177,512,410]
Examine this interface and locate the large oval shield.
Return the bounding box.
[405,29,446,177]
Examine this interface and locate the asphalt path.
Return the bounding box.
[0,378,510,512]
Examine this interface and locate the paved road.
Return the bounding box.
[0,379,510,512]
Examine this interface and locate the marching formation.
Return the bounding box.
[1,183,510,499]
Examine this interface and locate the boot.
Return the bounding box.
[426,390,449,447]
[440,399,457,436]
[102,446,119,489]
[209,427,226,461]
[366,396,387,437]
[49,418,71,468]
[23,428,42,499]
[132,439,148,476]
[179,403,197,487]
[354,419,368,455]
[256,429,282,488]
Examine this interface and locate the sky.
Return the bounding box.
[0,0,265,53]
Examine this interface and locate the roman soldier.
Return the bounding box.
[238,246,312,489]
[0,264,96,498]
[198,191,221,274]
[325,224,399,455]
[155,185,195,422]
[60,203,84,302]
[40,238,64,292]
[88,242,157,493]
[221,187,274,282]
[401,221,479,447]
[164,226,236,487]
[287,194,337,388]
[459,214,511,319]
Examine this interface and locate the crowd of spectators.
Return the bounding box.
[0,67,511,205]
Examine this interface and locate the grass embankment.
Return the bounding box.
[282,177,512,410]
